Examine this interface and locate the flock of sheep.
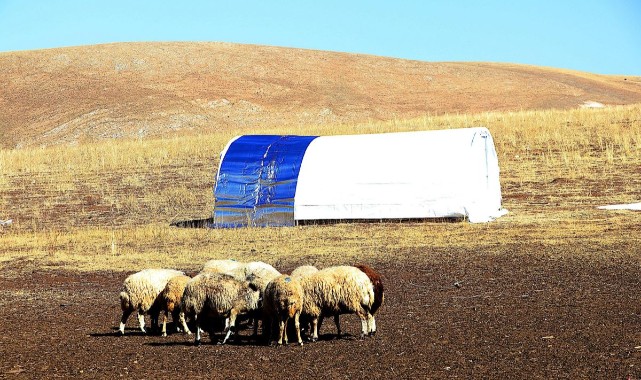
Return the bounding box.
[118,259,384,346]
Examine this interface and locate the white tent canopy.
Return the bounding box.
[212,127,507,227]
[294,127,507,223]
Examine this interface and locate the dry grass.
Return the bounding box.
[1,104,640,272]
[3,42,641,149]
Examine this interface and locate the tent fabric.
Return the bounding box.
[295,128,506,223]
[212,128,507,227]
[212,135,318,227]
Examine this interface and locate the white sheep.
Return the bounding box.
[234,261,281,292]
[263,275,304,345]
[181,272,261,345]
[289,265,320,339]
[317,264,385,338]
[290,265,319,279]
[159,274,192,337]
[201,260,281,292]
[118,268,185,335]
[299,265,377,341]
[200,259,243,273]
[201,260,281,335]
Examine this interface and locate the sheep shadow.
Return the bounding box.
[146,333,267,347]
[145,333,351,348]
[169,217,214,228]
[90,326,168,338]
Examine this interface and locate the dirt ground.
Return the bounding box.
[1,242,641,379]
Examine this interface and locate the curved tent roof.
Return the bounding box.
[212,128,507,227]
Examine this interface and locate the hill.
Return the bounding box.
[1,41,640,148]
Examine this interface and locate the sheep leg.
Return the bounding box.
[294,311,303,346]
[171,308,180,333]
[310,317,319,342]
[119,309,132,335]
[150,310,160,333]
[268,317,277,345]
[278,318,287,345]
[333,315,341,337]
[262,316,273,345]
[221,311,238,344]
[137,313,147,334]
[171,308,188,334]
[194,317,202,346]
[357,311,368,339]
[368,314,377,336]
[161,311,169,337]
[317,315,324,335]
[178,311,191,335]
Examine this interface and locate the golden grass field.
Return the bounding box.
[1,104,640,272]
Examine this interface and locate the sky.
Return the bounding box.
[0,0,639,75]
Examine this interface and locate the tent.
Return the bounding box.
[211,127,507,227]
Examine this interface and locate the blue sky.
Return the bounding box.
[0,0,639,75]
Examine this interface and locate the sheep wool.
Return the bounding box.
[200,260,281,293]
[263,275,304,345]
[290,265,319,279]
[181,272,261,345]
[118,268,185,335]
[200,259,243,274]
[300,265,376,341]
[229,261,281,293]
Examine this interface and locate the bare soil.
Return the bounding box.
[2,242,641,379]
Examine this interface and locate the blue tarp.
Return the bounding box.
[211,135,318,227]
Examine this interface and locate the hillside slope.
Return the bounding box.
[1,42,640,148]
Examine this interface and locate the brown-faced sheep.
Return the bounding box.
[159,274,192,337]
[181,272,261,345]
[299,265,376,341]
[263,275,304,345]
[118,268,185,335]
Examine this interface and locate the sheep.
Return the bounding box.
[181,272,261,345]
[289,265,319,339]
[290,265,319,279]
[201,260,281,336]
[201,260,281,292]
[159,274,192,337]
[299,265,377,341]
[263,275,304,345]
[233,262,282,336]
[229,261,281,292]
[118,268,185,335]
[200,259,243,274]
[314,264,385,338]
